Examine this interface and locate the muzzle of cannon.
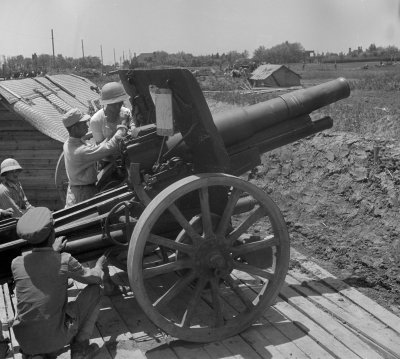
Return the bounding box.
[0,69,351,342]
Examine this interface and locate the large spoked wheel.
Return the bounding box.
[127,173,290,342]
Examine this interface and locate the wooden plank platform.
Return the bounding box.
[2,247,400,358]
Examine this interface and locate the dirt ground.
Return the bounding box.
[207,98,400,316]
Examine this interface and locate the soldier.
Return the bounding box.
[62,108,127,207]
[89,82,135,145]
[11,207,107,358]
[0,159,33,218]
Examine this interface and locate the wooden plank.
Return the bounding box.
[0,285,13,359]
[202,341,236,359]
[69,280,111,359]
[146,346,179,359]
[229,270,355,358]
[217,273,310,358]
[0,150,61,159]
[263,307,335,359]
[283,274,385,359]
[291,249,400,334]
[75,265,146,359]
[13,158,58,168]
[221,336,263,359]
[169,342,213,359]
[2,284,21,359]
[0,119,34,130]
[107,266,172,351]
[286,268,400,358]
[273,298,362,359]
[240,327,292,358]
[0,141,61,151]
[0,132,54,141]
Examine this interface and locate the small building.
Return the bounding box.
[0,74,101,210]
[249,64,301,88]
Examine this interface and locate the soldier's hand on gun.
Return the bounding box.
[53,235,67,252]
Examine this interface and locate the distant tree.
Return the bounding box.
[253,46,268,64]
[368,43,377,52]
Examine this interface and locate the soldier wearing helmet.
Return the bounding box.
[89,82,135,145]
[0,158,33,218]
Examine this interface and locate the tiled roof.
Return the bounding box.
[0,74,101,142]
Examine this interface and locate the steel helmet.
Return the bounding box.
[1,158,22,176]
[100,82,129,105]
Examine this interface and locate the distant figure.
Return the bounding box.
[0,158,33,218]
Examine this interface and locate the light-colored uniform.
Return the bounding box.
[0,180,32,218]
[89,107,133,144]
[63,129,125,207]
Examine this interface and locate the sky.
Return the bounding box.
[1,0,400,65]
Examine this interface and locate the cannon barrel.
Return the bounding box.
[214,77,350,147]
[162,77,350,175]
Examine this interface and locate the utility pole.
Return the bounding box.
[100,45,104,75]
[113,48,116,68]
[51,29,55,70]
[81,39,85,59]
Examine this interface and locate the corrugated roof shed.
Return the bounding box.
[249,64,301,87]
[0,74,100,142]
[249,64,284,81]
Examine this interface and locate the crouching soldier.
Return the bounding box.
[11,207,108,358]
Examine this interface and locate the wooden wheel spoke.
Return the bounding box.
[216,188,242,237]
[227,206,267,245]
[223,274,254,310]
[210,277,224,327]
[168,204,203,244]
[199,187,213,238]
[181,277,208,327]
[153,271,197,308]
[230,235,277,256]
[149,234,194,255]
[143,258,192,279]
[233,261,274,281]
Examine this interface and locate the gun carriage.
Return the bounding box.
[0,69,350,342]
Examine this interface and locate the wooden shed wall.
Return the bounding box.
[273,68,301,86]
[0,103,64,211]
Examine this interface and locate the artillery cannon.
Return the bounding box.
[0,69,350,342]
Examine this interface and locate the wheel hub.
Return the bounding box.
[194,240,233,278]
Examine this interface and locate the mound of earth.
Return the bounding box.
[250,131,400,314]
